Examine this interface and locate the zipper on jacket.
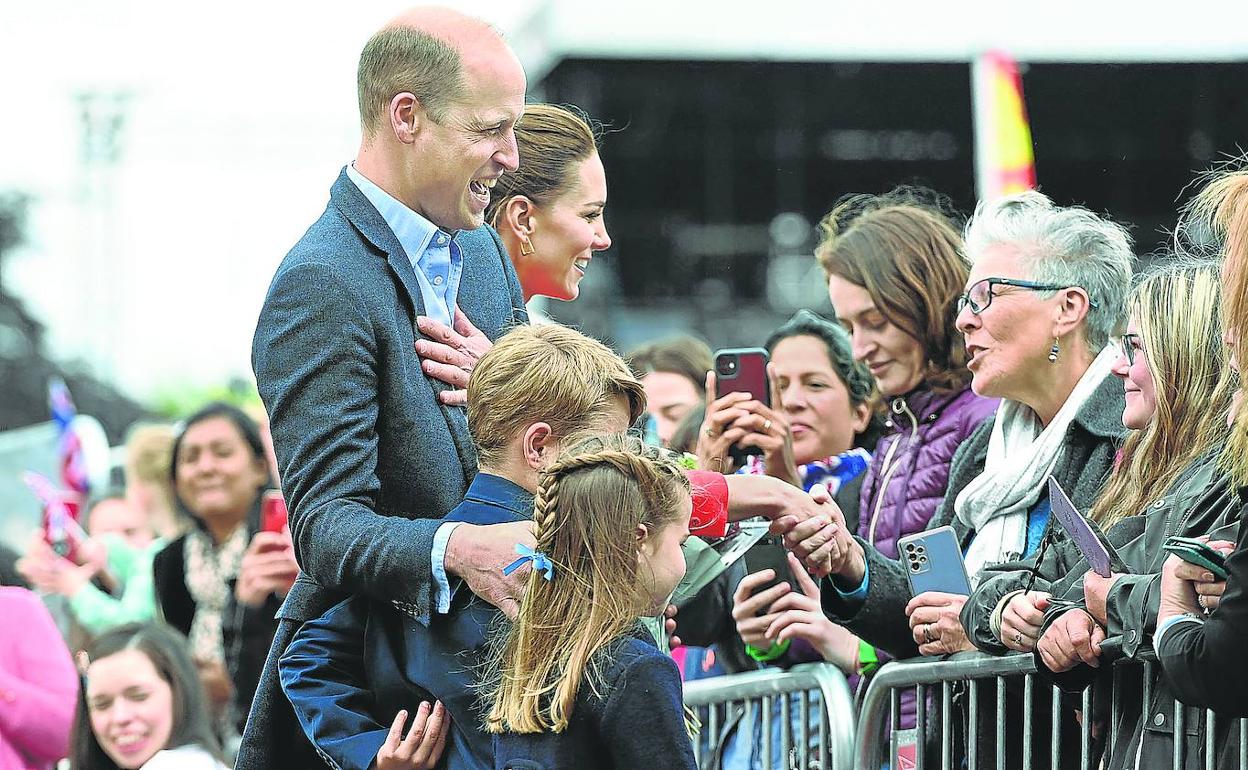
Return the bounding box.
[868,397,920,546]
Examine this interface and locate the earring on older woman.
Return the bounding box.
[1048,337,1060,363]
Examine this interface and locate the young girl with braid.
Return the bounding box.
[485,433,698,769]
[278,324,828,770]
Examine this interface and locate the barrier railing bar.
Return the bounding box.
[916,683,928,770]
[968,678,979,770]
[995,676,1006,770]
[1079,687,1092,770]
[762,693,773,769]
[803,688,813,768]
[1110,664,1121,750]
[1173,698,1184,770]
[941,681,953,770]
[1023,673,1034,770]
[1050,684,1061,770]
[1205,710,1215,770]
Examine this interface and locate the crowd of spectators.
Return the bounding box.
[3,6,1248,770]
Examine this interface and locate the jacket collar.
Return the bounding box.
[463,472,535,519]
[329,167,427,317]
[1069,372,1128,441]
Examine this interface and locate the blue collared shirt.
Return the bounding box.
[345,163,464,327]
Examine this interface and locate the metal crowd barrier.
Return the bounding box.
[683,662,856,770]
[853,650,1248,770]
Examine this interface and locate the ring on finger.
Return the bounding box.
[923,624,936,644]
[763,418,773,432]
[1013,631,1024,646]
[1197,594,1209,612]
[704,427,718,438]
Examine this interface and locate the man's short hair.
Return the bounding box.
[357,25,467,138]
[468,325,647,468]
[625,336,714,395]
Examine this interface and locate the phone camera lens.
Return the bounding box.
[716,356,738,377]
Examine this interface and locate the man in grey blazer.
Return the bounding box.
[240,9,534,767]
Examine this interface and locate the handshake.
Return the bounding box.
[764,480,866,581]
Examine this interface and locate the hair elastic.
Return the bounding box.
[502,543,554,581]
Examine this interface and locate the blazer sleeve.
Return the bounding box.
[0,589,78,763]
[279,596,390,770]
[253,260,442,613]
[1156,511,1248,714]
[599,652,697,770]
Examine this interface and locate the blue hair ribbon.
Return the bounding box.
[502,543,554,581]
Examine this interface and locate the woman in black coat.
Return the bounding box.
[153,403,294,737]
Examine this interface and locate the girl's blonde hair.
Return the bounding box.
[1087,260,1236,529]
[1177,165,1248,487]
[484,434,690,734]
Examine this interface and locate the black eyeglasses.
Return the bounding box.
[956,277,1099,316]
[1116,333,1143,366]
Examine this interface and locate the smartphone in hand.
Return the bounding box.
[1163,536,1229,581]
[898,526,972,597]
[712,347,770,463]
[260,490,289,535]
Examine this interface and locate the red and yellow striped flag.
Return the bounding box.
[973,50,1036,200]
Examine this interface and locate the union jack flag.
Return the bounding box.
[48,377,90,495]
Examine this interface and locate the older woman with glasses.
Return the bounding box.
[794,191,1132,766]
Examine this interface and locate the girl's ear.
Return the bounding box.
[634,523,650,545]
[522,423,555,469]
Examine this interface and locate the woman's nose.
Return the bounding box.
[593,220,612,251]
[955,304,978,334]
[1109,350,1130,378]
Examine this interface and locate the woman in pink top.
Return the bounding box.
[0,586,78,769]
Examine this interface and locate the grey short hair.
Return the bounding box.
[357,25,467,138]
[963,191,1134,351]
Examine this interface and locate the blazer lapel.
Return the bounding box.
[329,168,478,482]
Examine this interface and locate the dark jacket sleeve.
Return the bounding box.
[279,596,389,770]
[253,260,442,615]
[600,653,697,770]
[1156,506,1248,714]
[821,422,991,661]
[151,538,195,637]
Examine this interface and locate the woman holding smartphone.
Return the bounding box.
[152,403,293,742]
[1156,167,1248,716]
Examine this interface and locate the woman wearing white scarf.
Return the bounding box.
[814,191,1133,665]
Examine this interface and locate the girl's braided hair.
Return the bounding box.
[485,433,690,734]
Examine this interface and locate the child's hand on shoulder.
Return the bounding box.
[376,702,450,770]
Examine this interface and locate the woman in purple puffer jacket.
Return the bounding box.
[767,189,996,732]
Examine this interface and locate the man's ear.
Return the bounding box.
[389,92,424,144]
[522,422,554,469]
[501,196,537,241]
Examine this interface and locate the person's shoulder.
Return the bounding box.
[456,224,507,258]
[0,585,45,615]
[141,744,227,770]
[1073,373,1129,440]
